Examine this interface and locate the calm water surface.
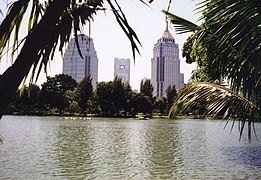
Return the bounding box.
[0,115,261,179]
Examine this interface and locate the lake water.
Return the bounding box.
[0,116,261,179]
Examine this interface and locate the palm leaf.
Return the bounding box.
[107,0,142,62]
[0,0,30,57]
[197,0,261,94]
[166,0,261,109]
[169,82,260,140]
[0,8,3,21]
[162,10,199,34]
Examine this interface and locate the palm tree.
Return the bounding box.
[0,0,152,119]
[164,0,261,139]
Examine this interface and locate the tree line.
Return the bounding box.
[5,74,177,117]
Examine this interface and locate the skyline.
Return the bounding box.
[90,0,200,90]
[0,0,201,90]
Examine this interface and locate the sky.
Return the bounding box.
[0,0,201,90]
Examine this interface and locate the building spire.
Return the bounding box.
[161,16,174,40]
[165,15,169,31]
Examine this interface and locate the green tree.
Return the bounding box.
[140,78,154,98]
[181,31,221,82]
[40,74,77,114]
[127,90,139,117]
[7,84,41,115]
[24,84,41,114]
[76,75,93,115]
[111,77,127,116]
[89,92,101,116]
[95,81,113,116]
[155,97,167,116]
[165,84,177,110]
[9,89,30,114]
[134,93,153,115]
[64,89,79,115]
[123,83,134,117]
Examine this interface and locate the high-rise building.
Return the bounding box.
[63,34,98,88]
[151,27,184,97]
[114,58,130,84]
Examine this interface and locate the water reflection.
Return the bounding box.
[0,116,261,179]
[138,122,183,179]
[54,125,97,178]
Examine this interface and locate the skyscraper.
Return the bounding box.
[114,58,130,84]
[151,27,184,97]
[63,34,98,88]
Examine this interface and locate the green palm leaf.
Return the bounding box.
[194,1,260,96]
[162,10,199,34]
[169,82,260,140]
[0,0,30,57]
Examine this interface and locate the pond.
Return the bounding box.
[0,116,261,179]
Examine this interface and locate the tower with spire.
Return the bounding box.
[151,23,184,97]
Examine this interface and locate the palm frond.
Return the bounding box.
[196,0,261,94]
[169,82,260,140]
[166,0,261,109]
[28,0,43,32]
[107,0,142,62]
[162,10,199,34]
[139,0,150,7]
[0,0,30,58]
[208,0,260,59]
[166,0,172,12]
[0,8,3,17]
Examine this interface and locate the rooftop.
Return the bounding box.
[161,27,174,40]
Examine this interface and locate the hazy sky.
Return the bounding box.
[0,0,201,90]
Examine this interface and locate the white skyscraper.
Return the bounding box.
[151,27,184,97]
[63,34,98,88]
[114,58,130,84]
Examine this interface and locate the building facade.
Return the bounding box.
[114,58,130,84]
[151,27,184,97]
[63,34,98,88]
